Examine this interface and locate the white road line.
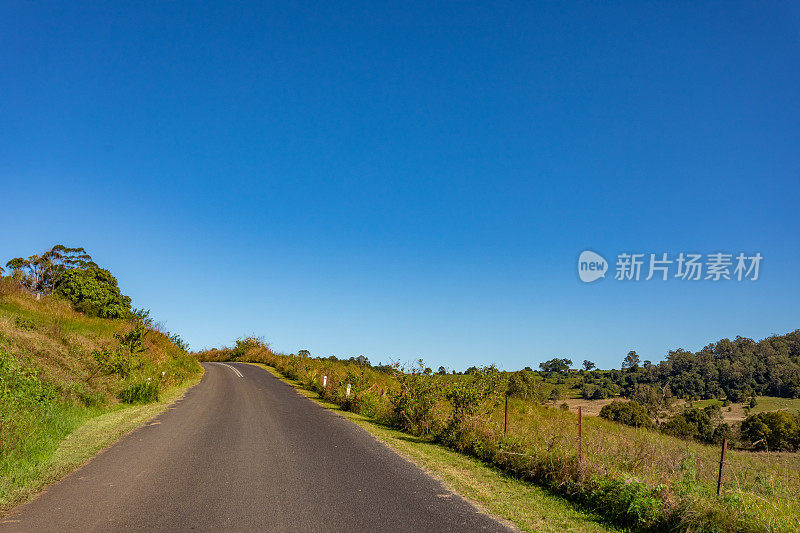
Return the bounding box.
[219,362,244,378]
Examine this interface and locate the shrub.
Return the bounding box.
[388,362,443,436]
[506,369,543,402]
[91,347,132,378]
[583,476,663,530]
[117,378,160,404]
[13,315,37,331]
[661,413,695,438]
[599,400,653,428]
[741,410,800,451]
[662,406,721,443]
[115,322,148,357]
[581,382,616,400]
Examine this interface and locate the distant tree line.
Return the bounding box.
[615,332,800,401]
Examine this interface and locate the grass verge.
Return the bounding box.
[251,363,617,533]
[0,374,202,516]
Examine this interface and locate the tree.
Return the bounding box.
[39,245,96,294]
[599,400,653,428]
[622,350,640,372]
[582,360,596,371]
[298,349,311,358]
[5,245,97,294]
[741,411,800,451]
[539,358,572,373]
[5,257,30,284]
[351,355,370,367]
[437,366,447,375]
[54,266,132,318]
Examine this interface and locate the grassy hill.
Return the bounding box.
[0,278,202,512]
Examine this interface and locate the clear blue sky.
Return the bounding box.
[2,1,798,370]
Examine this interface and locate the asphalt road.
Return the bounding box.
[1,362,513,532]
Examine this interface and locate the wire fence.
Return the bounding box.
[494,397,800,501]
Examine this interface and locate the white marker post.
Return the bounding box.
[323,375,327,388]
[346,383,351,398]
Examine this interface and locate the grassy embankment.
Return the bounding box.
[0,280,202,514]
[200,341,800,533]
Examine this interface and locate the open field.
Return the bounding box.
[537,392,799,424]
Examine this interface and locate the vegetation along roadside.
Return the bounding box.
[198,338,800,533]
[254,362,618,533]
[1,246,203,514]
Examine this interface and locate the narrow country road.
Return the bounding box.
[1,363,513,532]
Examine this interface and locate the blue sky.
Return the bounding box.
[1,1,798,370]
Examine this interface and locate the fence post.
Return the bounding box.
[504,394,509,437]
[717,436,727,496]
[346,383,351,398]
[578,406,583,466]
[323,375,327,388]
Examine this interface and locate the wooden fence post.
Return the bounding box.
[578,406,583,465]
[717,436,727,496]
[504,395,509,437]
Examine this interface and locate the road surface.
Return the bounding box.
[1,362,513,532]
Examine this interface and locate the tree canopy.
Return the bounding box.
[539,358,572,373]
[4,245,132,319]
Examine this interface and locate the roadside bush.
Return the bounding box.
[440,366,503,445]
[582,476,663,530]
[114,322,148,357]
[388,361,443,436]
[91,347,132,379]
[599,400,653,429]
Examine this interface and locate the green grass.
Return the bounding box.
[752,396,800,416]
[0,375,201,515]
[252,363,617,533]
